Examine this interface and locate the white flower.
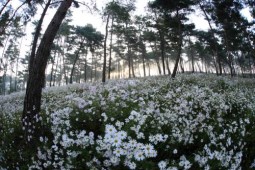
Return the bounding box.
[127,139,137,148]
[134,150,145,161]
[117,131,127,140]
[128,162,136,169]
[104,134,113,143]
[103,160,111,167]
[156,134,164,142]
[158,160,167,170]
[62,134,68,141]
[143,144,155,157]
[105,124,117,135]
[113,148,124,157]
[111,137,122,147]
[110,156,120,165]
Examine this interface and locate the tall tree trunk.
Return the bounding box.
[22,0,73,143]
[128,46,131,78]
[199,2,222,75]
[102,14,110,82]
[2,72,6,95]
[223,31,234,77]
[171,12,182,78]
[196,62,202,72]
[131,58,135,78]
[152,42,162,75]
[159,30,166,75]
[141,44,146,77]
[63,55,68,85]
[53,51,60,86]
[249,53,253,77]
[180,58,184,73]
[15,28,25,92]
[49,49,57,86]
[91,52,94,82]
[189,38,195,73]
[166,57,171,75]
[84,59,87,82]
[94,53,97,80]
[147,62,151,76]
[28,0,52,74]
[108,17,114,79]
[70,52,80,84]
[9,73,12,93]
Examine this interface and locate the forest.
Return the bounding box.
[0,0,254,94]
[1,0,255,169]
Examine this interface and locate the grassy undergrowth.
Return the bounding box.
[0,74,255,169]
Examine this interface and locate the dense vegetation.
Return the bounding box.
[0,0,255,95]
[1,74,255,169]
[1,1,255,169]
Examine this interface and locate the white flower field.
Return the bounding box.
[0,74,255,169]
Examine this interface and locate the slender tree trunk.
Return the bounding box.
[108,18,114,79]
[180,58,184,73]
[171,37,182,78]
[1,33,10,61]
[53,52,60,86]
[49,49,57,86]
[0,33,10,95]
[199,2,222,75]
[15,28,25,92]
[128,46,131,78]
[159,31,166,75]
[223,31,234,77]
[172,11,182,78]
[94,53,97,80]
[131,58,135,78]
[28,0,52,74]
[249,53,252,77]
[152,42,162,75]
[2,72,6,95]
[102,14,110,82]
[70,52,80,84]
[91,52,94,82]
[147,62,151,76]
[63,55,68,85]
[141,44,146,77]
[9,73,12,93]
[196,62,202,72]
[22,0,73,143]
[189,38,195,73]
[84,56,87,82]
[0,0,11,16]
[166,57,171,75]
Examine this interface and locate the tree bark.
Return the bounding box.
[22,0,73,143]
[128,46,131,78]
[152,41,161,75]
[102,14,110,82]
[171,11,183,78]
[199,2,222,75]
[108,17,114,79]
[70,50,81,84]
[28,0,52,74]
[159,30,166,75]
[166,57,171,75]
[141,43,146,77]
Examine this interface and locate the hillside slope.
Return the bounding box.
[1,74,255,169]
